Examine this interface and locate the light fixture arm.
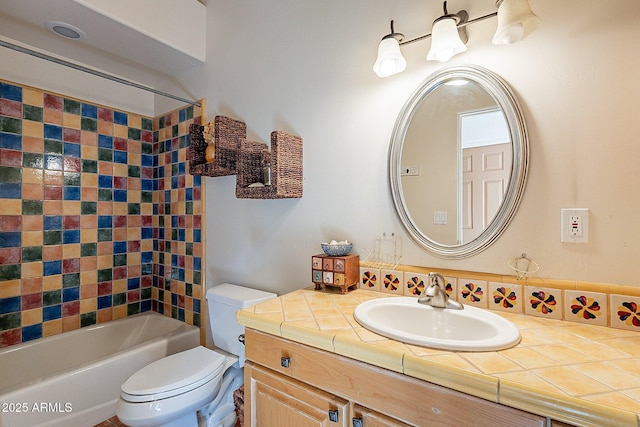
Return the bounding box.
[381,20,405,42]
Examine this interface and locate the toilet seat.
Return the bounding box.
[120,346,226,403]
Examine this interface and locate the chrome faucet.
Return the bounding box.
[418,272,463,310]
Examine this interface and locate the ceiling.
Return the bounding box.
[0,0,206,88]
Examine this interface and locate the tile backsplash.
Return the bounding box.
[0,80,203,347]
[359,263,640,333]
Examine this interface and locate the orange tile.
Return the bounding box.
[62,201,81,215]
[80,215,97,229]
[113,164,128,177]
[97,255,112,269]
[62,315,79,332]
[97,242,112,256]
[80,277,97,293]
[97,120,113,135]
[112,305,127,319]
[113,279,127,293]
[22,183,44,199]
[82,173,98,188]
[42,245,62,261]
[113,228,127,241]
[128,140,141,154]
[113,124,128,138]
[81,131,97,146]
[22,277,43,294]
[22,231,43,247]
[63,244,81,259]
[43,200,63,214]
[22,215,43,231]
[22,136,44,153]
[80,298,96,313]
[98,161,113,175]
[81,145,98,160]
[22,308,42,326]
[44,108,63,125]
[22,120,43,138]
[43,275,62,291]
[113,203,128,215]
[81,187,98,201]
[21,262,43,279]
[63,112,81,129]
[80,256,97,272]
[81,228,97,243]
[97,308,112,324]
[22,87,43,106]
[97,202,113,215]
[0,280,20,298]
[43,319,63,337]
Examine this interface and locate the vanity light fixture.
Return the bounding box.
[373,0,540,77]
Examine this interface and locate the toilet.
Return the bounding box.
[116,284,276,427]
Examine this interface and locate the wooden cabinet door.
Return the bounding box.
[246,362,349,427]
[352,405,412,427]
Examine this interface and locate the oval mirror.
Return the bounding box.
[389,65,529,259]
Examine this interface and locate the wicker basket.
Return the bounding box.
[188,115,246,176]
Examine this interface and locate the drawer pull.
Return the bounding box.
[352,417,363,427]
[280,356,291,368]
[328,409,339,422]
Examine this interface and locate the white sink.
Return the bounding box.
[353,297,520,351]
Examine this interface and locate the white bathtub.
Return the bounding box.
[0,312,200,427]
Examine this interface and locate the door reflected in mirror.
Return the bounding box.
[389,65,528,258]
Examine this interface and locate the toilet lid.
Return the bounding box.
[121,346,226,403]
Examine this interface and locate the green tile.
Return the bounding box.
[0,166,21,182]
[185,283,193,296]
[98,189,112,201]
[22,246,42,262]
[0,264,21,281]
[186,243,193,256]
[0,312,21,331]
[172,124,179,137]
[63,99,81,115]
[98,148,112,162]
[141,263,152,275]
[171,164,178,176]
[82,160,98,173]
[22,200,42,215]
[185,201,193,215]
[63,172,81,186]
[113,293,126,306]
[80,243,97,257]
[23,152,44,169]
[186,106,194,120]
[141,192,152,203]
[113,254,127,267]
[80,117,97,132]
[127,203,140,215]
[97,268,112,282]
[80,312,96,327]
[179,135,187,149]
[128,128,141,141]
[81,201,97,215]
[0,116,21,134]
[193,271,201,285]
[193,313,200,327]
[128,165,140,178]
[141,143,153,155]
[141,287,151,299]
[127,303,140,316]
[43,290,61,306]
[43,230,62,246]
[23,105,43,122]
[62,273,80,288]
[44,139,63,155]
[141,118,153,131]
[97,229,112,242]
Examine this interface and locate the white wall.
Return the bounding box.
[154,0,640,295]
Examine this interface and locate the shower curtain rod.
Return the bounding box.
[0,39,201,107]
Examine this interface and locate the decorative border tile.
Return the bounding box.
[610,294,640,331]
[563,290,607,326]
[489,282,523,313]
[458,278,488,308]
[444,276,457,300]
[359,267,380,292]
[404,272,428,296]
[380,269,403,295]
[524,286,563,320]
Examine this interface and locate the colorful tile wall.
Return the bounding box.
[0,80,203,348]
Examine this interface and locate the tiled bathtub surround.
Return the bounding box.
[359,264,640,333]
[0,80,203,347]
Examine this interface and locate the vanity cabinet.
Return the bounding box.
[244,329,548,427]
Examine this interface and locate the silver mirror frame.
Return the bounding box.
[389,65,529,259]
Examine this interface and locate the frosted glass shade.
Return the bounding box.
[373,37,407,78]
[426,17,467,62]
[492,0,541,45]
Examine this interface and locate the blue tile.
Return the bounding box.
[22,324,42,342]
[81,103,97,119]
[179,108,186,122]
[44,124,62,140]
[63,230,80,244]
[113,111,128,125]
[98,175,113,188]
[43,304,61,321]
[113,150,127,164]
[141,227,153,239]
[127,278,140,290]
[0,183,21,199]
[113,241,127,254]
[0,82,21,102]
[186,188,193,201]
[98,215,112,229]
[62,287,79,302]
[193,175,201,187]
[142,251,153,263]
[0,232,21,248]
[63,142,81,158]
[44,215,62,230]
[141,299,151,312]
[98,135,113,149]
[193,229,201,243]
[0,132,21,150]
[97,295,112,310]
[178,308,185,322]
[171,150,178,163]
[178,229,185,241]
[113,190,127,202]
[0,296,21,314]
[43,260,62,276]
[171,177,179,189]
[141,154,153,167]
[178,162,186,175]
[141,179,153,191]
[63,186,81,201]
[193,298,201,314]
[193,257,201,271]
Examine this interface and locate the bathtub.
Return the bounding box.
[0,312,200,427]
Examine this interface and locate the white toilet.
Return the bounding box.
[116,284,276,427]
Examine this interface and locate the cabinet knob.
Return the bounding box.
[352,417,363,427]
[280,356,291,368]
[328,409,339,422]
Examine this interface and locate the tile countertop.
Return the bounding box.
[237,288,640,427]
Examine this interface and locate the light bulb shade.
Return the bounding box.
[427,17,467,62]
[373,37,407,77]
[492,0,541,45]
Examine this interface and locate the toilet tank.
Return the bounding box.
[206,283,277,355]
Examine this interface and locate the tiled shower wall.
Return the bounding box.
[0,80,203,348]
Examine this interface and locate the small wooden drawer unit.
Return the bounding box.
[311,254,359,293]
